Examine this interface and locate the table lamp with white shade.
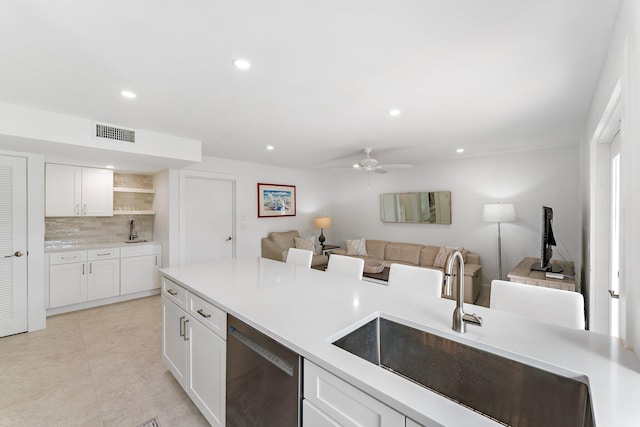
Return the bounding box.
[314,216,331,248]
[483,203,516,280]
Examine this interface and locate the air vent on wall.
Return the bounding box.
[95,123,135,143]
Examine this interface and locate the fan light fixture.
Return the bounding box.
[266,145,274,151]
[389,109,401,117]
[121,90,136,99]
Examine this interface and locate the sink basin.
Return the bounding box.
[124,239,148,244]
[332,316,594,426]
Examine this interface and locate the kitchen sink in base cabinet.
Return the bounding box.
[162,278,226,427]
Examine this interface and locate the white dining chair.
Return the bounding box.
[326,255,365,280]
[388,264,443,298]
[286,248,313,268]
[490,280,585,329]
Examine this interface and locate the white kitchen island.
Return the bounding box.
[160,257,640,426]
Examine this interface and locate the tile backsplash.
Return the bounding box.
[45,215,154,246]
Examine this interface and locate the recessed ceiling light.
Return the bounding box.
[456,148,465,153]
[233,58,251,70]
[266,145,274,151]
[389,109,401,117]
[105,165,115,169]
[121,90,136,99]
[353,164,360,168]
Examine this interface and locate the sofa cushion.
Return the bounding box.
[365,240,387,259]
[294,236,315,252]
[346,238,368,256]
[270,230,299,251]
[385,243,422,265]
[419,245,440,267]
[433,246,463,268]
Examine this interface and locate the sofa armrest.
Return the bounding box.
[463,263,481,278]
[261,238,287,262]
[466,252,480,265]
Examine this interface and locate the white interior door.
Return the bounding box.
[0,155,27,337]
[180,172,235,265]
[609,135,621,337]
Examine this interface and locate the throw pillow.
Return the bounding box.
[433,246,464,268]
[294,236,315,253]
[346,238,368,256]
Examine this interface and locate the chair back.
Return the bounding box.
[286,248,313,268]
[490,280,585,329]
[326,255,365,280]
[388,264,443,298]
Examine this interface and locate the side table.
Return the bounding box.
[321,245,341,256]
[507,257,576,292]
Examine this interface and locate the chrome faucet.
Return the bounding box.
[129,219,138,241]
[444,250,482,333]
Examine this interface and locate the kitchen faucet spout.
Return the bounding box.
[129,219,138,241]
[444,250,482,333]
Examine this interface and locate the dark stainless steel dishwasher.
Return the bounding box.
[226,315,300,427]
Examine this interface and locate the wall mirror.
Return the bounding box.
[380,191,451,224]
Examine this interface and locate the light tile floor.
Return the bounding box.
[0,296,208,427]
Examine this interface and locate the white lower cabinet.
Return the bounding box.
[303,360,405,427]
[49,259,87,308]
[87,248,120,300]
[121,243,161,295]
[162,278,226,427]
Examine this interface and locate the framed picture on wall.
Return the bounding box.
[257,183,296,217]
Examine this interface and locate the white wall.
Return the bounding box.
[328,146,580,287]
[581,0,640,354]
[179,156,332,260]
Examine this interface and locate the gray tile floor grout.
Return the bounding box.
[0,295,208,427]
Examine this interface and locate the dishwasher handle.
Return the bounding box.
[228,325,294,377]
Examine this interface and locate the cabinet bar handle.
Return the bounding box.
[197,309,211,318]
[96,252,110,256]
[82,264,85,275]
[83,204,87,215]
[89,263,92,274]
[183,319,190,341]
[155,255,158,266]
[167,289,178,296]
[75,204,80,216]
[179,316,185,337]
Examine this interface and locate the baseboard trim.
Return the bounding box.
[46,289,160,317]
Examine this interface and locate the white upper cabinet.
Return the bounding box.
[45,164,113,217]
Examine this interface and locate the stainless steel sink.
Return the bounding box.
[124,239,148,244]
[332,316,594,426]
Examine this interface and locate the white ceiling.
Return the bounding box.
[0,0,620,170]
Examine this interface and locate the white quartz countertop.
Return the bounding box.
[160,257,640,426]
[45,241,158,252]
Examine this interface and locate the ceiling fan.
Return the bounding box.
[333,147,412,174]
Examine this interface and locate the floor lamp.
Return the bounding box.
[483,203,516,280]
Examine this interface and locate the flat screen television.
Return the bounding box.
[530,206,564,273]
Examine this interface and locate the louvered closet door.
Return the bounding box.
[0,155,27,337]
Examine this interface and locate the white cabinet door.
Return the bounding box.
[303,400,341,427]
[49,262,87,307]
[45,164,81,216]
[187,314,226,427]
[81,167,113,216]
[121,254,155,294]
[303,360,405,427]
[162,296,188,388]
[87,258,120,300]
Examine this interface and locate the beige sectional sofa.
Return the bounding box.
[333,240,482,303]
[261,230,329,268]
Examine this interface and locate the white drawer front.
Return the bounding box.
[49,250,87,265]
[303,399,341,427]
[162,277,187,309]
[303,360,404,427]
[88,248,120,260]
[121,243,156,257]
[187,292,226,339]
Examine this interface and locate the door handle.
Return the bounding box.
[4,251,23,258]
[225,236,232,241]
[608,290,620,299]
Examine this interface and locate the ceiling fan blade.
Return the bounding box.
[374,169,388,174]
[378,164,412,169]
[329,165,359,169]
